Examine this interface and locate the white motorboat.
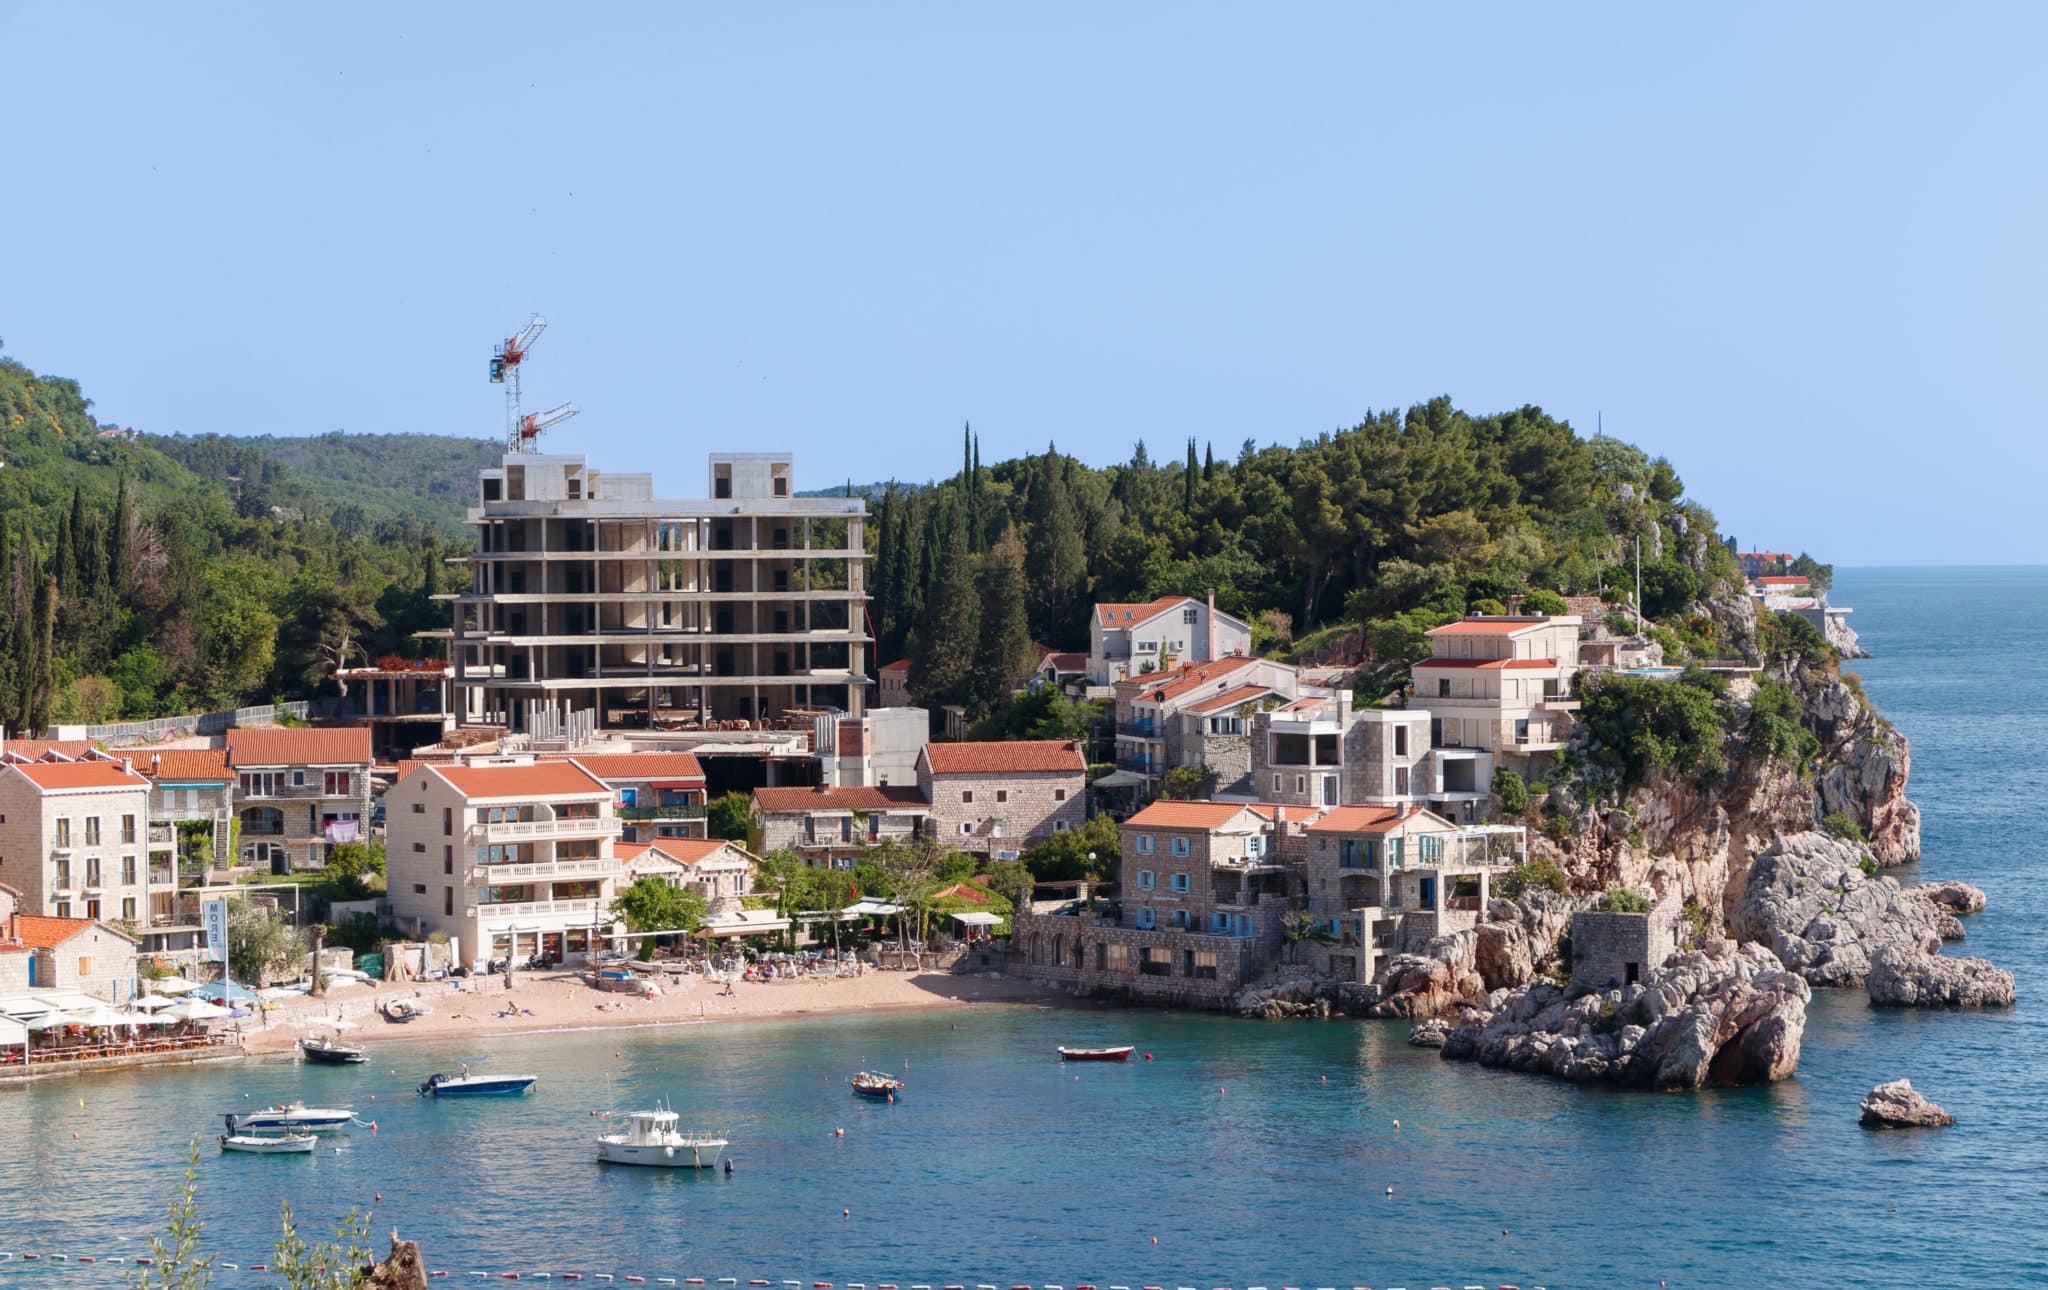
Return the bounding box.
[219,1132,317,1155]
[226,1102,356,1132]
[595,1108,728,1169]
[418,1057,537,1097]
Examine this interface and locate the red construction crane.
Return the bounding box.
[515,401,581,450]
[489,314,565,451]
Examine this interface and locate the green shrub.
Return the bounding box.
[1821,811,1866,843]
[1679,899,1714,949]
[1579,671,1729,789]
[1858,856,1879,878]
[1499,856,1569,898]
[1596,886,1653,913]
[1541,813,1576,845]
[1522,588,1570,616]
[1491,768,1530,814]
[1748,679,1821,773]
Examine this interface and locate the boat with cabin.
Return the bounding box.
[595,1107,728,1169]
[219,1132,318,1155]
[299,1036,369,1065]
[226,1103,356,1132]
[850,1071,905,1098]
[419,1057,537,1097]
[1057,1045,1134,1062]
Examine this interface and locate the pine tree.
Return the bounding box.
[973,529,1034,713]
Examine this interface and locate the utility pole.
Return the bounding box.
[1635,535,1644,636]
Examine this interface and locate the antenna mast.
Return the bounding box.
[490,314,578,452]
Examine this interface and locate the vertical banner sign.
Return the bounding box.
[202,898,229,965]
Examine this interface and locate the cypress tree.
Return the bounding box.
[7,608,31,734]
[109,475,134,599]
[973,529,1033,713]
[1204,442,1215,480]
[29,577,55,733]
[1184,438,1199,511]
[908,510,982,710]
[1026,447,1086,645]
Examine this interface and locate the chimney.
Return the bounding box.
[151,753,161,774]
[1205,588,1217,661]
[121,757,133,776]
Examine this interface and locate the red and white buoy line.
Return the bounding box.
[0,1258,1550,1290]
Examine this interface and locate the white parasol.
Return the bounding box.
[131,993,181,1011]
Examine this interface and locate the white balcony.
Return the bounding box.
[467,816,621,845]
[470,857,622,884]
[468,897,604,921]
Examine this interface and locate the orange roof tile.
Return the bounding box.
[1043,652,1088,672]
[1412,656,1557,670]
[7,761,148,791]
[1755,575,1809,585]
[429,761,609,799]
[1,739,99,761]
[879,659,911,673]
[923,740,1086,776]
[1124,800,1264,830]
[1306,805,1412,834]
[1182,683,1275,715]
[5,915,126,950]
[753,785,929,813]
[1094,595,1192,628]
[649,838,746,865]
[565,753,705,782]
[140,749,231,781]
[225,726,373,767]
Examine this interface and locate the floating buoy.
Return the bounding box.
[375,1194,382,1203]
[842,1209,850,1219]
[834,1128,843,1138]
[1392,1119,1400,1129]
[370,1122,377,1133]
[1150,1238,1157,1246]
[1385,1186,1394,1196]
[1143,1053,1152,1061]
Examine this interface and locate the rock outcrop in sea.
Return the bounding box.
[1727,831,1944,986]
[1438,940,1808,1089]
[1860,1079,1955,1128]
[1866,944,2016,1008]
[367,1234,429,1290]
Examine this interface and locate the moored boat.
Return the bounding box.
[219,1132,318,1155]
[1057,1045,1134,1062]
[299,1036,369,1065]
[419,1058,537,1097]
[226,1102,356,1132]
[382,999,424,1023]
[850,1071,905,1098]
[595,1107,728,1168]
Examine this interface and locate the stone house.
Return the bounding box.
[1301,806,1527,986]
[618,838,757,914]
[917,741,1087,857]
[751,784,931,868]
[0,914,139,1002]
[1114,655,1331,796]
[1087,593,1253,685]
[0,757,160,927]
[1006,909,1273,1007]
[877,659,912,709]
[1118,800,1286,937]
[1571,902,1682,991]
[225,726,375,874]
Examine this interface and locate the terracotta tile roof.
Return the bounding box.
[1755,575,1809,585]
[7,761,149,791]
[932,882,991,903]
[923,740,1086,776]
[1412,656,1557,670]
[1427,617,1553,638]
[1124,800,1264,830]
[1306,805,1413,834]
[140,749,231,782]
[428,760,609,799]
[879,659,911,673]
[1127,655,1263,704]
[1,739,99,761]
[1043,652,1088,673]
[615,841,653,860]
[1248,803,1320,825]
[5,915,116,950]
[225,726,373,767]
[652,838,747,865]
[1094,595,1192,628]
[753,785,929,813]
[1183,684,1275,715]
[565,753,705,782]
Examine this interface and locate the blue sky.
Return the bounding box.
[3,4,2043,564]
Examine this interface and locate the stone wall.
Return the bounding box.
[1570,905,1679,992]
[1005,911,1276,1007]
[1198,730,1254,797]
[924,771,1085,855]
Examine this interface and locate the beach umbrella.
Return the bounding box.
[164,999,234,1022]
[193,980,259,1004]
[151,976,199,995]
[70,1005,126,1028]
[26,1013,72,1032]
[113,1009,167,1027]
[132,993,180,1011]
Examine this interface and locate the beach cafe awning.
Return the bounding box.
[193,981,260,1004]
[950,911,1004,927]
[699,910,792,939]
[1091,770,1148,789]
[844,900,904,917]
[0,1016,23,1048]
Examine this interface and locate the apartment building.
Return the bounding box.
[752,784,930,868]
[449,450,869,732]
[138,749,235,872]
[0,758,160,928]
[224,727,375,874]
[385,758,623,967]
[815,707,928,789]
[1409,614,1582,767]
[1087,594,1253,685]
[568,752,708,844]
[917,741,1087,856]
[1112,655,1327,795]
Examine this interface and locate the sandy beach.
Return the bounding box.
[237,967,1063,1055]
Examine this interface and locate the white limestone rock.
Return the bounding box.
[1866,945,2015,1008]
[1905,880,1988,914]
[1860,1079,1955,1128]
[1728,832,1943,986]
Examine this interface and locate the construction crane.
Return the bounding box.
[489,314,557,451]
[514,401,580,450]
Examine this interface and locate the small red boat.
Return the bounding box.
[1058,1045,1134,1062]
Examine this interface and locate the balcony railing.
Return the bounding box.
[471,857,622,884]
[149,867,175,887]
[237,780,365,801]
[1116,720,1159,739]
[1115,756,1163,777]
[467,816,622,845]
[614,803,706,822]
[468,897,603,920]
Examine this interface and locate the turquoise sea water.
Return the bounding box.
[3,566,2043,1289]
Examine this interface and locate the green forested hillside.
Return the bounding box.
[0,353,459,730]
[154,431,497,539]
[873,405,1749,715]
